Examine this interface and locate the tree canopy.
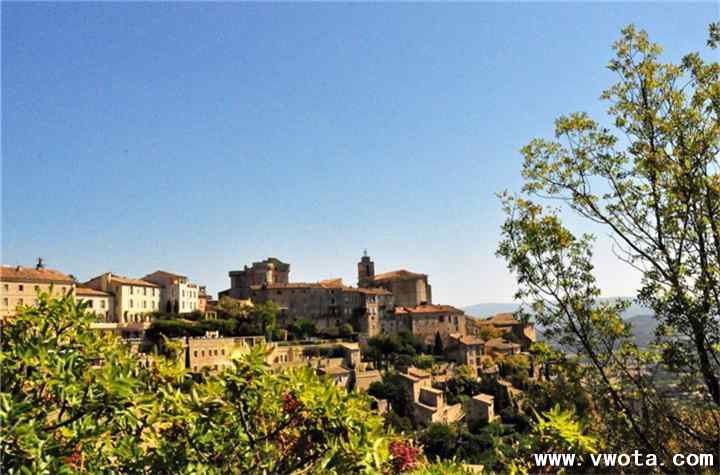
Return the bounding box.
[498,23,720,460]
[0,292,464,473]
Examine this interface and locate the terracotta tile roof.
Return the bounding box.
[485,338,521,350]
[358,287,392,295]
[473,393,494,403]
[450,334,485,346]
[372,269,426,281]
[145,270,187,281]
[395,304,463,315]
[109,275,160,288]
[484,313,520,325]
[251,282,322,290]
[319,278,344,288]
[76,287,111,297]
[0,266,74,285]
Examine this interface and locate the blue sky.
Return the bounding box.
[2,2,717,306]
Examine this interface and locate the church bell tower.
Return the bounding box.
[357,250,375,288]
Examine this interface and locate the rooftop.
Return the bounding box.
[319,366,351,376]
[76,287,111,297]
[358,287,392,295]
[450,334,485,346]
[473,393,494,403]
[109,274,160,288]
[145,270,188,280]
[483,313,520,325]
[485,338,521,350]
[0,265,74,285]
[372,269,426,281]
[395,304,463,315]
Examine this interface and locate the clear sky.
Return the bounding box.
[2,2,717,306]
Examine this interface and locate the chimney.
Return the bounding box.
[36,257,45,270]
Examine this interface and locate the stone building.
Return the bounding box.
[398,367,464,425]
[357,287,394,339]
[143,270,200,314]
[184,333,264,372]
[446,333,485,376]
[83,272,160,337]
[225,257,290,299]
[220,256,398,332]
[76,286,114,323]
[467,393,496,425]
[390,304,467,345]
[198,286,210,312]
[485,338,522,357]
[358,253,432,308]
[472,313,536,350]
[0,260,76,319]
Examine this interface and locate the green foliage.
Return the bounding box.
[247,301,279,341]
[339,323,354,338]
[498,23,720,459]
[414,354,435,370]
[368,374,413,419]
[215,296,252,319]
[474,324,504,341]
[367,332,427,370]
[0,292,429,473]
[287,319,317,340]
[501,354,531,389]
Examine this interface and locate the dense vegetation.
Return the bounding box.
[0,292,476,474]
[498,22,720,463]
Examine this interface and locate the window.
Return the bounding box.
[439,316,444,323]
[88,300,94,308]
[130,286,133,295]
[3,284,7,292]
[143,301,147,309]
[100,300,105,309]
[2,298,7,307]
[194,351,198,357]
[201,350,205,357]
[130,300,134,308]
[34,285,40,292]
[144,287,147,296]
[18,298,24,305]
[221,349,225,356]
[18,285,24,291]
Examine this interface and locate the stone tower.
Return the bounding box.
[358,250,375,288]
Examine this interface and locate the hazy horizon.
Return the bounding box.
[3,3,716,306]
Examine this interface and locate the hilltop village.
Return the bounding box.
[0,254,538,428]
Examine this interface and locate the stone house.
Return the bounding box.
[143,270,200,315]
[0,260,75,320]
[446,333,485,376]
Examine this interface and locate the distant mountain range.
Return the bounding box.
[463,299,650,320]
[463,299,658,347]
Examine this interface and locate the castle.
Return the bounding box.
[218,253,464,343]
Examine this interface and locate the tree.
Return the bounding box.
[248,301,279,342]
[287,319,317,340]
[216,296,252,319]
[4,292,468,473]
[498,24,720,458]
[432,332,444,355]
[339,323,354,338]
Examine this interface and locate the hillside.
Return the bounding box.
[464,301,658,347]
